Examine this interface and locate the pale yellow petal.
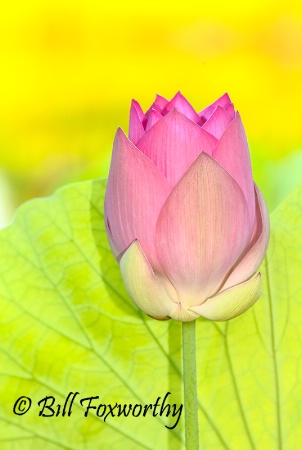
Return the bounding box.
[189,273,261,321]
[120,240,176,319]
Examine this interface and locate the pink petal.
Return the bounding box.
[129,100,145,145]
[145,108,163,132]
[155,152,250,306]
[144,102,161,123]
[201,106,233,139]
[137,109,217,186]
[189,273,261,321]
[198,93,231,120]
[120,241,176,319]
[213,112,255,232]
[222,185,270,289]
[163,92,200,123]
[154,94,169,112]
[226,102,235,119]
[132,99,144,120]
[105,128,171,268]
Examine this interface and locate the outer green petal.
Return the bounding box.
[120,240,176,319]
[189,273,261,321]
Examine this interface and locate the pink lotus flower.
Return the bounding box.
[105,92,270,322]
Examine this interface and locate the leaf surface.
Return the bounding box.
[0,179,301,449]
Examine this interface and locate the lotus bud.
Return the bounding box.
[104,92,270,322]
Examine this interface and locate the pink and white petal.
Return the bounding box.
[198,93,231,120]
[137,109,217,186]
[145,108,163,132]
[213,112,255,232]
[189,273,261,321]
[120,241,176,319]
[154,94,169,112]
[105,128,171,267]
[155,152,250,305]
[129,100,145,144]
[201,106,233,139]
[163,92,200,123]
[222,185,270,289]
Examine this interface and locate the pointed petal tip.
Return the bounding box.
[154,93,169,110]
[117,126,141,146]
[130,99,145,116]
[201,105,233,139]
[163,92,200,123]
[115,126,127,141]
[199,92,233,119]
[219,92,231,104]
[223,109,241,125]
[129,100,145,144]
[131,98,143,110]
[218,110,242,137]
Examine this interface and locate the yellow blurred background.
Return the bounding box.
[0,0,302,227]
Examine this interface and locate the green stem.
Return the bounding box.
[182,320,199,450]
